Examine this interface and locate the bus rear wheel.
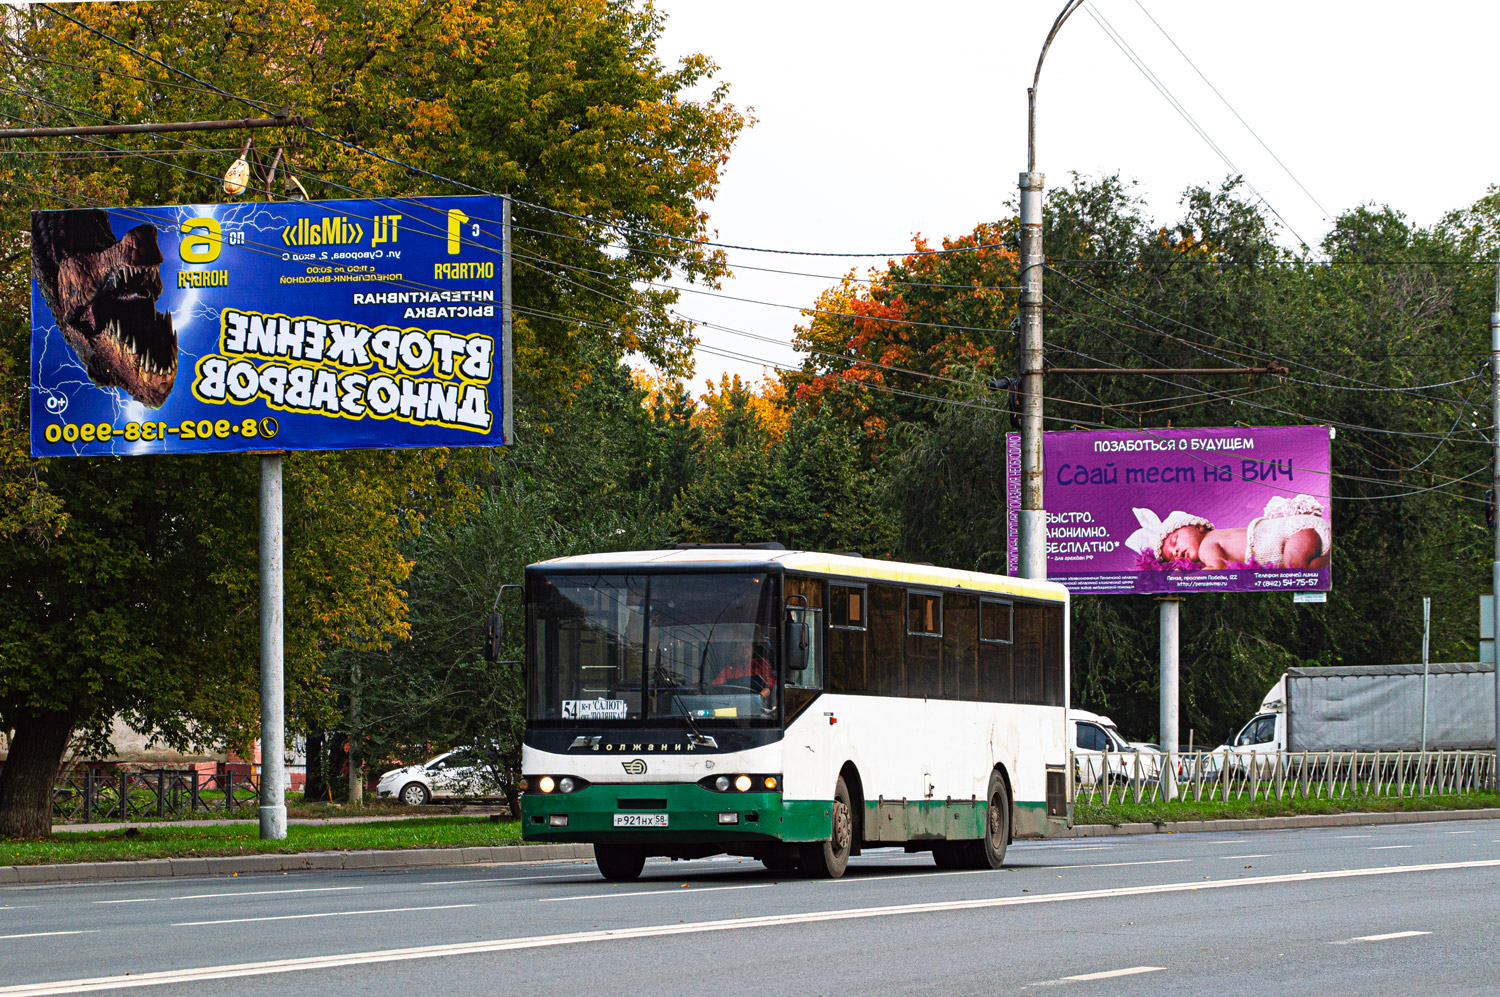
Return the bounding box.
[594,844,646,882]
[799,775,853,879]
[960,771,1011,870]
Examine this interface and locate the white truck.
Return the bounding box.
[1216,662,1498,772]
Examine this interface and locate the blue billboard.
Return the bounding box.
[30,194,510,456]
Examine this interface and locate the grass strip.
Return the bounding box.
[1076,790,1500,826]
[3,817,523,866]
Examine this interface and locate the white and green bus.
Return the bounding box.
[515,546,1070,881]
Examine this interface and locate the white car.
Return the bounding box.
[375,747,500,806]
[1071,709,1162,785]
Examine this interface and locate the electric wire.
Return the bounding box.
[1131,0,1332,221]
[1083,3,1309,248]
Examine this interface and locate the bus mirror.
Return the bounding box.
[483,613,503,663]
[785,619,810,672]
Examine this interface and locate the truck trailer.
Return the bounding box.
[1218,662,1498,767]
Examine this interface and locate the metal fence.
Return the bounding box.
[52,767,260,823]
[1072,749,1497,807]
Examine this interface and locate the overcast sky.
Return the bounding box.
[651,1,1499,393]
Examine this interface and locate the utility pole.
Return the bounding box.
[1420,596,1431,755]
[1018,0,1083,580]
[1491,255,1500,790]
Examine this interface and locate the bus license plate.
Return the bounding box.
[613,813,668,828]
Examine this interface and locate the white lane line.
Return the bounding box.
[1370,845,1413,851]
[0,931,93,941]
[832,858,1190,887]
[1331,930,1431,945]
[542,883,773,903]
[1446,830,1475,835]
[170,887,363,901]
[1221,855,1271,860]
[421,875,591,886]
[93,886,365,906]
[1337,835,1372,839]
[1037,860,1192,872]
[10,859,1500,996]
[1064,966,1166,981]
[172,904,474,927]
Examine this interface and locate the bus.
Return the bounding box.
[509,546,1070,881]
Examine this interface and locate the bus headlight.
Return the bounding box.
[559,777,576,794]
[538,776,556,794]
[734,774,752,792]
[715,775,730,792]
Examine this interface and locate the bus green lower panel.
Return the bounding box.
[521,783,834,845]
[862,799,986,842]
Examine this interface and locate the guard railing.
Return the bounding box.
[52,767,260,823]
[1071,748,1497,806]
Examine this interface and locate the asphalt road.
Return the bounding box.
[3,819,1499,996]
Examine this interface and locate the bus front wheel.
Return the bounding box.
[799,775,853,879]
[594,844,646,882]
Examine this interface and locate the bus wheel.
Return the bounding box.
[800,775,853,879]
[963,771,1011,869]
[594,844,646,882]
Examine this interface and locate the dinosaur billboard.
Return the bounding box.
[30,194,509,456]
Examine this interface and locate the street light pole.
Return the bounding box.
[1019,0,1084,580]
[1491,254,1500,789]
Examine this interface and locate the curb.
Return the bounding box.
[1066,806,1500,837]
[0,843,596,886]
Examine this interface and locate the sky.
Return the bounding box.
[651,1,1500,393]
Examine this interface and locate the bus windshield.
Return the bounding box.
[527,572,779,727]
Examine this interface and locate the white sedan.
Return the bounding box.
[375,748,500,806]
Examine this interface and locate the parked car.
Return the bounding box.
[375,747,500,806]
[1071,709,1162,785]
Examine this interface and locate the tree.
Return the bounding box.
[0,0,747,835]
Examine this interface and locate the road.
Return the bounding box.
[3,818,1498,996]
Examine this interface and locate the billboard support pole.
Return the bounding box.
[1491,253,1500,789]
[1158,596,1181,801]
[1420,597,1431,754]
[258,453,287,841]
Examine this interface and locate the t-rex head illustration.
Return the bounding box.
[31,209,177,408]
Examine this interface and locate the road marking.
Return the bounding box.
[1331,930,1431,945]
[1221,855,1271,860]
[542,883,773,903]
[421,875,590,886]
[0,931,92,941]
[1446,830,1475,835]
[172,904,474,927]
[1370,846,1412,851]
[93,886,365,906]
[1063,966,1166,981]
[1037,860,1192,872]
[170,887,364,901]
[833,859,1190,887]
[1337,835,1371,839]
[10,860,1500,995]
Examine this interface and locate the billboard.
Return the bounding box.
[30,195,509,457]
[1007,425,1332,595]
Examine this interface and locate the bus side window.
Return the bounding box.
[945,594,977,700]
[787,607,823,689]
[868,584,905,696]
[1013,602,1045,704]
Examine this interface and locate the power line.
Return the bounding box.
[1131,0,1332,221]
[1083,3,1309,248]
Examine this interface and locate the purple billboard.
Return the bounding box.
[1006,426,1332,595]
